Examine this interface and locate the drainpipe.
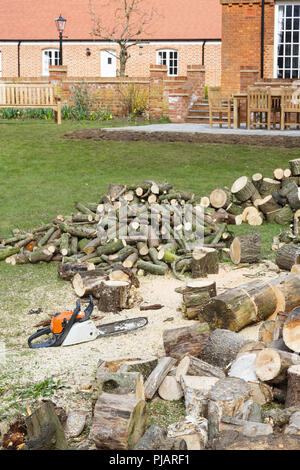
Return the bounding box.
[202,40,207,66]
[261,0,265,79]
[18,41,21,77]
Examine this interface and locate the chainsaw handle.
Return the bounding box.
[28,326,57,349]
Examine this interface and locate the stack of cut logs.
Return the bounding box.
[209,158,300,228]
[88,309,300,450]
[0,181,235,279]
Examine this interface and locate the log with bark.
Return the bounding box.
[285,365,300,408]
[181,280,217,320]
[229,232,261,265]
[254,348,300,384]
[163,323,211,360]
[282,306,300,352]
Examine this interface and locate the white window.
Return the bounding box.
[157,49,178,76]
[274,2,300,78]
[42,49,60,76]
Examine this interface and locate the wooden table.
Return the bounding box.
[233,88,284,130]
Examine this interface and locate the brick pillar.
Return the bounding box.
[49,65,68,84]
[186,65,205,102]
[149,64,168,118]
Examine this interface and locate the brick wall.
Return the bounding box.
[221,0,275,96]
[48,64,205,122]
[0,42,220,86]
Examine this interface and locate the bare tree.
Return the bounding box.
[89,0,157,76]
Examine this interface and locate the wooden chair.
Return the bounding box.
[208,86,232,129]
[280,87,300,130]
[247,87,272,131]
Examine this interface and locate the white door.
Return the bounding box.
[101,50,117,77]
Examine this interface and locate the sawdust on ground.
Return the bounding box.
[1,262,279,421]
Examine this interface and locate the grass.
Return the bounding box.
[0,119,299,422]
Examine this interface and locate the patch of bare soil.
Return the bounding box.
[63,128,300,148]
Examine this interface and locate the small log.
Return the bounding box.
[287,186,300,211]
[29,247,53,263]
[259,178,281,198]
[136,260,167,275]
[0,246,20,261]
[209,187,232,209]
[254,348,300,384]
[94,280,132,313]
[208,377,251,418]
[134,425,187,450]
[285,365,300,408]
[229,232,261,265]
[273,311,289,341]
[274,168,284,180]
[191,248,219,278]
[158,376,183,401]
[231,176,257,202]
[257,195,281,214]
[199,329,253,369]
[242,206,260,222]
[276,244,300,271]
[94,370,144,399]
[258,320,276,345]
[176,355,225,380]
[97,239,126,257]
[144,357,176,400]
[90,393,148,450]
[289,158,300,176]
[57,263,89,281]
[282,306,300,352]
[60,222,96,239]
[252,173,263,191]
[181,280,217,320]
[25,402,68,450]
[273,205,294,225]
[163,323,211,360]
[247,213,264,226]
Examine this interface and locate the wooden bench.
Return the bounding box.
[0,83,62,124]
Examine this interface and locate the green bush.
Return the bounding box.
[0,105,113,122]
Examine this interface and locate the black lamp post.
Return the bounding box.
[55,14,67,65]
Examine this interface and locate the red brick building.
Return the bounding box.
[221,0,300,95]
[0,0,222,86]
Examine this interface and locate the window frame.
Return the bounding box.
[274,1,300,79]
[42,48,60,76]
[156,49,179,76]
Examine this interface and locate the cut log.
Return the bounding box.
[208,377,251,418]
[158,376,183,401]
[144,357,176,400]
[231,176,257,202]
[285,365,300,408]
[94,370,144,399]
[287,186,300,210]
[229,232,261,265]
[209,187,232,209]
[257,195,281,214]
[199,329,253,369]
[90,392,148,450]
[57,263,90,281]
[72,270,107,297]
[163,323,211,360]
[273,205,294,225]
[93,280,132,313]
[191,248,219,278]
[254,348,300,384]
[213,432,300,450]
[259,178,281,198]
[276,244,300,271]
[136,260,167,275]
[25,402,68,450]
[289,158,300,176]
[247,213,264,226]
[176,355,225,380]
[273,311,288,341]
[134,425,187,450]
[274,168,284,180]
[167,416,208,450]
[181,280,217,320]
[0,246,20,261]
[252,173,263,191]
[242,206,260,222]
[282,306,300,352]
[29,247,53,263]
[198,278,278,332]
[258,320,276,345]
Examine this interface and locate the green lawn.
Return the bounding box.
[0,119,299,425]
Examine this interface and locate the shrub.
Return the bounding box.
[71,82,94,119]
[118,83,149,117]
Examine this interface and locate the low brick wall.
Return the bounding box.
[48,65,206,122]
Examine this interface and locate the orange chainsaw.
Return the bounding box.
[28,296,148,348]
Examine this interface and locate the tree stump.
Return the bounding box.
[90,393,148,450]
[282,307,300,352]
[259,178,281,198]
[285,365,300,408]
[254,348,300,384]
[289,158,300,176]
[163,323,211,360]
[229,232,261,265]
[93,280,132,313]
[191,248,219,278]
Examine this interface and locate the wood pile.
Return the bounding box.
[88,321,300,450]
[0,181,236,279]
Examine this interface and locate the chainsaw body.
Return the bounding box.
[28,296,148,348]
